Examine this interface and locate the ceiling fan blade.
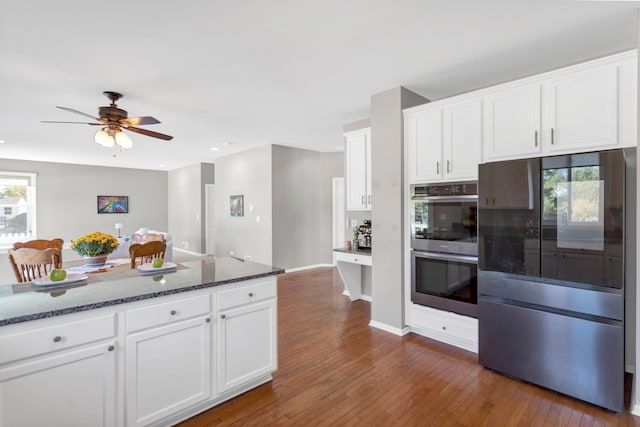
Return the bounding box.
[123,116,161,126]
[41,120,103,125]
[125,126,173,141]
[56,106,103,122]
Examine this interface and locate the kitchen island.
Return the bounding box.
[0,257,284,427]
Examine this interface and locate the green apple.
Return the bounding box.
[152,258,164,268]
[50,269,67,282]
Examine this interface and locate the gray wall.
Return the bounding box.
[370,87,427,330]
[214,145,273,265]
[0,159,167,245]
[168,162,214,254]
[272,146,343,269]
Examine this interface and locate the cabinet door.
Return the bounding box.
[126,316,212,427]
[406,109,443,182]
[218,299,277,393]
[546,66,618,152]
[484,84,542,161]
[444,99,482,181]
[0,341,117,427]
[345,130,369,210]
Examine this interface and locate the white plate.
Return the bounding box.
[136,262,177,273]
[32,274,89,287]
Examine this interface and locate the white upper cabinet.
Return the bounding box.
[484,83,542,160]
[545,66,618,152]
[345,128,372,210]
[483,50,636,161]
[405,98,481,183]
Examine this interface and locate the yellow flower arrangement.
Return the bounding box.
[70,231,119,257]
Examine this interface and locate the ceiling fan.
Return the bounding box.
[42,91,173,149]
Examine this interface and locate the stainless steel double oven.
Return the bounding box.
[410,182,478,317]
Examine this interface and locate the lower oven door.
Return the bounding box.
[411,251,478,318]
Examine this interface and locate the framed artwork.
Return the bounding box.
[97,195,129,214]
[230,195,244,217]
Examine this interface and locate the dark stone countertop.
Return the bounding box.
[0,257,284,327]
[333,247,372,256]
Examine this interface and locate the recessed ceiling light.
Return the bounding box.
[0,140,5,144]
[159,164,166,167]
[210,147,219,151]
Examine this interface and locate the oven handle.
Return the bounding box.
[410,195,478,202]
[412,250,478,264]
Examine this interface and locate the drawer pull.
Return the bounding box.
[53,336,62,343]
[220,314,226,320]
[108,345,115,352]
[442,326,447,330]
[354,258,358,262]
[206,317,212,323]
[248,292,254,297]
[170,310,177,316]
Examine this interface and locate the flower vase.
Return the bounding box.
[83,254,108,267]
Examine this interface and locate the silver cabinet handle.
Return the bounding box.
[248,292,254,297]
[354,258,358,262]
[206,317,211,323]
[170,310,177,315]
[534,130,538,147]
[446,160,450,174]
[436,161,440,174]
[551,128,555,144]
[368,195,371,205]
[220,314,226,319]
[108,345,115,352]
[361,195,365,204]
[53,336,62,343]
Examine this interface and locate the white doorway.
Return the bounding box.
[332,177,345,249]
[205,184,216,255]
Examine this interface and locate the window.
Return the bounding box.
[0,172,36,245]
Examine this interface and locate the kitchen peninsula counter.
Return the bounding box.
[0,257,283,427]
[0,257,283,326]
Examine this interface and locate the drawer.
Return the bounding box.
[127,293,211,333]
[335,251,372,266]
[0,314,116,364]
[218,280,277,311]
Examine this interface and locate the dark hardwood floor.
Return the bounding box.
[178,267,640,426]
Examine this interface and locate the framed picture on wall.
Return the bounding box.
[97,195,129,214]
[230,195,244,217]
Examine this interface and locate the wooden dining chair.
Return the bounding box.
[9,248,62,283]
[13,238,64,251]
[129,241,167,268]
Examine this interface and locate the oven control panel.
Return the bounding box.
[413,182,477,197]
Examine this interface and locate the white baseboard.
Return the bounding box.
[626,363,635,374]
[369,320,410,336]
[172,248,206,257]
[341,290,371,302]
[285,263,334,273]
[632,403,640,417]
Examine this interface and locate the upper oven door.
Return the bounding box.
[410,196,478,255]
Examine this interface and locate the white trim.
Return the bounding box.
[632,404,640,417]
[626,363,635,374]
[368,320,410,336]
[172,247,206,257]
[359,294,372,302]
[284,263,334,273]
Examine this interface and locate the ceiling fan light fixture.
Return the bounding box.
[115,131,132,149]
[94,129,113,147]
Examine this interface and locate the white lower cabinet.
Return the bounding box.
[217,286,277,393]
[126,316,212,427]
[409,304,478,353]
[0,314,118,427]
[0,277,279,427]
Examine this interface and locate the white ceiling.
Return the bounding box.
[1,1,639,171]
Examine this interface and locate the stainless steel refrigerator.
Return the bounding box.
[478,148,634,412]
